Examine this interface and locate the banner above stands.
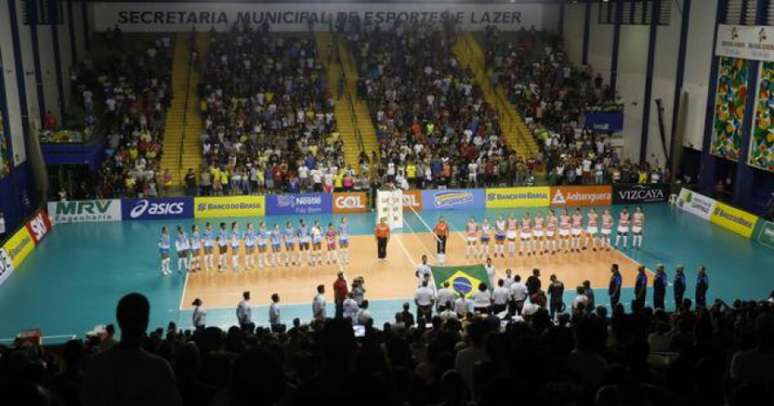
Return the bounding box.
[583,112,624,133]
[92,1,558,32]
[715,24,774,62]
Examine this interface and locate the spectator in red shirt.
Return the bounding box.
[333,272,349,319]
[44,111,57,131]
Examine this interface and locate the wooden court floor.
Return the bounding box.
[181,232,645,309]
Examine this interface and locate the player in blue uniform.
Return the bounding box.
[203,222,215,270]
[189,225,202,272]
[217,222,228,272]
[159,226,171,276]
[270,224,282,267]
[257,222,269,268]
[298,220,310,266]
[175,225,189,273]
[244,223,257,269]
[230,222,241,271]
[284,221,297,266]
[337,217,350,265]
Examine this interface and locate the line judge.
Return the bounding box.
[374,217,390,261]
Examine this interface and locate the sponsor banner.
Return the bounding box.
[485,187,551,208]
[122,197,194,220]
[422,189,486,211]
[431,265,490,299]
[402,190,423,211]
[612,184,671,204]
[194,195,266,218]
[716,24,774,62]
[24,210,53,245]
[676,189,717,220]
[266,193,332,215]
[584,111,624,132]
[94,2,554,32]
[755,220,774,249]
[47,199,122,223]
[332,192,368,214]
[710,202,759,239]
[2,226,34,270]
[0,249,13,287]
[550,186,612,208]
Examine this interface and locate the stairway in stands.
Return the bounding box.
[453,32,538,157]
[315,31,378,172]
[160,32,207,186]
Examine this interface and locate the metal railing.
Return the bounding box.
[334,35,367,158]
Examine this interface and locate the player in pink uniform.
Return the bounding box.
[545,210,558,254]
[585,208,600,251]
[632,206,645,250]
[532,212,545,254]
[325,223,338,265]
[519,213,533,256]
[558,209,571,253]
[465,217,479,259]
[601,208,613,250]
[506,214,518,257]
[571,208,584,253]
[615,207,630,248]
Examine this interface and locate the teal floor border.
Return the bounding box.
[1,203,772,341]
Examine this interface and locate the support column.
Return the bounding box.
[669,0,692,170]
[28,0,46,122]
[582,0,591,65]
[609,0,624,99]
[639,0,661,163]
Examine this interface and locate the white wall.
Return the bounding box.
[59,8,74,112]
[0,0,27,165]
[38,28,60,121]
[562,0,718,162]
[14,0,41,134]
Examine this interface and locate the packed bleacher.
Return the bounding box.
[2,285,773,406]
[198,26,345,195]
[73,33,173,198]
[482,27,666,186]
[348,22,539,189]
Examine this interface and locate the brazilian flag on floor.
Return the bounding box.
[431,264,489,299]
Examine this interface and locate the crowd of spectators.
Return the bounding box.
[196,25,350,196]
[482,27,666,186]
[348,21,544,190]
[71,32,173,198]
[2,283,774,406]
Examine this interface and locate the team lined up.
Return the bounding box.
[157,218,351,275]
[460,206,645,258]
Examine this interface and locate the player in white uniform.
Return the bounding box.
[159,226,171,276]
[494,215,507,258]
[545,210,558,254]
[189,225,202,272]
[284,221,297,266]
[257,222,269,268]
[601,209,613,250]
[465,217,478,259]
[230,222,241,271]
[632,206,645,250]
[585,208,600,251]
[519,213,532,256]
[217,222,228,272]
[532,212,545,254]
[311,220,323,266]
[244,223,257,269]
[571,208,584,252]
[203,222,215,270]
[615,208,630,248]
[479,219,492,258]
[558,209,571,253]
[506,214,518,257]
[175,225,190,273]
[338,217,350,264]
[298,220,311,266]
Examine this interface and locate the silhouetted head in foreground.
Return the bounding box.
[116,292,150,343]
